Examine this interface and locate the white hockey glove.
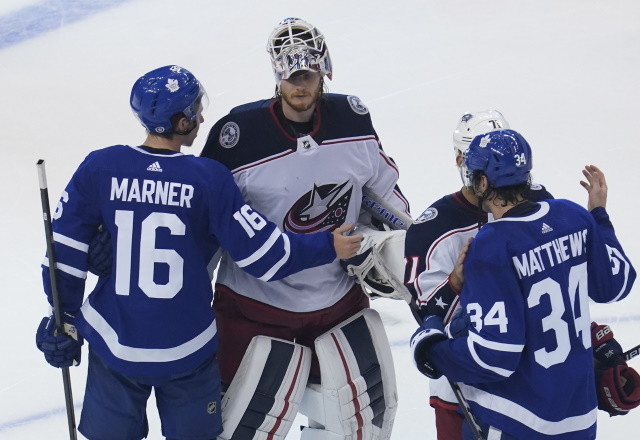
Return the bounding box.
[340,225,411,302]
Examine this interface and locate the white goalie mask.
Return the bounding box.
[267,17,333,83]
[452,110,510,186]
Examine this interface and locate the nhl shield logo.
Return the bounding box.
[347,96,369,115]
[415,207,438,224]
[219,122,240,148]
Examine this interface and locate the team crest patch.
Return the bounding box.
[530,183,542,190]
[219,122,240,148]
[347,96,369,115]
[415,207,438,224]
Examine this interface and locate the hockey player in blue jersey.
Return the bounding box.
[404,111,553,440]
[34,65,363,440]
[410,129,637,439]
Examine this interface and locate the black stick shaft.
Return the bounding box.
[448,379,486,440]
[37,160,78,440]
[625,343,640,362]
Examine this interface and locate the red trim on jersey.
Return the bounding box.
[425,224,479,271]
[268,99,323,141]
[321,135,377,146]
[232,149,295,174]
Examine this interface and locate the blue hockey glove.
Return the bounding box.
[88,226,112,276]
[410,315,447,379]
[36,314,84,368]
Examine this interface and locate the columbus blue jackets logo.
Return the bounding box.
[347,96,369,115]
[414,207,438,224]
[219,122,240,148]
[284,182,353,233]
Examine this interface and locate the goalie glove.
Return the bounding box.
[591,321,640,416]
[340,225,411,302]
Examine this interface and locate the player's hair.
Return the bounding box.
[470,170,530,207]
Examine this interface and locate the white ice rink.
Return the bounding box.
[1,0,639,438]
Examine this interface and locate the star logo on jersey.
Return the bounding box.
[283,182,353,233]
[435,296,448,309]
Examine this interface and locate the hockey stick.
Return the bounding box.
[362,188,413,230]
[360,189,486,440]
[625,344,640,362]
[37,160,78,440]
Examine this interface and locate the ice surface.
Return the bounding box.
[1,0,638,438]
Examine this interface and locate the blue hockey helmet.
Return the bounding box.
[465,129,532,187]
[130,65,205,134]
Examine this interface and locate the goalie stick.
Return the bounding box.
[37,160,78,440]
[360,189,487,440]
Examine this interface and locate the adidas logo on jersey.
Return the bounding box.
[147,161,163,172]
[541,223,553,234]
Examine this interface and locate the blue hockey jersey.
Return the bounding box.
[429,199,636,439]
[41,145,337,377]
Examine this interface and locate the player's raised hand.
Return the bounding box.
[580,164,608,211]
[333,224,363,259]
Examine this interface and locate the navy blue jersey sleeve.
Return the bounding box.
[208,166,336,281]
[41,152,102,315]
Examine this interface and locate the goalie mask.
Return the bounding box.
[267,17,333,83]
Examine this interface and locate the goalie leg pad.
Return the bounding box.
[219,335,311,440]
[299,308,398,440]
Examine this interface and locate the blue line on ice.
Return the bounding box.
[0,0,134,50]
[0,403,81,433]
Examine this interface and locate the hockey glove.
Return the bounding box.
[36,314,83,368]
[591,321,640,416]
[88,225,112,277]
[591,322,624,367]
[340,226,410,302]
[410,315,447,379]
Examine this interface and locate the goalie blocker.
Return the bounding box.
[220,309,398,440]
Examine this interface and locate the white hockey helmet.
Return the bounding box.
[453,110,510,186]
[453,110,510,154]
[267,17,333,83]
